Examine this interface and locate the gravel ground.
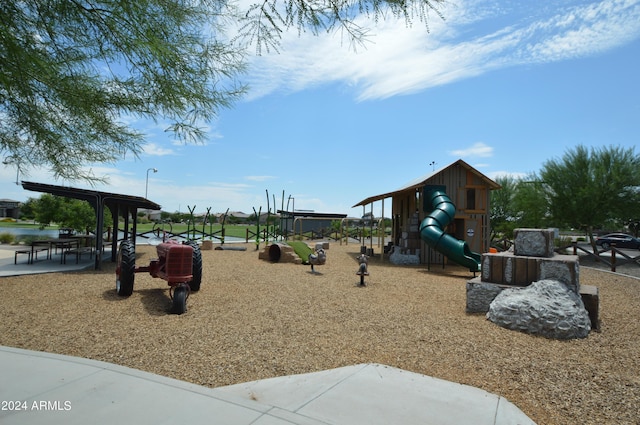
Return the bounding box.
[0,242,639,425]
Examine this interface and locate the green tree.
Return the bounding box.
[540,145,640,251]
[58,198,96,233]
[1,0,246,181]
[241,0,444,54]
[19,197,37,221]
[512,175,550,229]
[33,194,64,228]
[1,0,443,181]
[32,194,109,232]
[489,175,518,240]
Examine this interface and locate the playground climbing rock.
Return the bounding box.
[487,279,592,340]
[258,243,302,264]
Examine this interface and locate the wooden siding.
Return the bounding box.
[389,162,493,266]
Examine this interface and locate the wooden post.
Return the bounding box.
[611,243,616,272]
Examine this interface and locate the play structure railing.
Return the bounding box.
[135,227,226,243]
[491,236,513,252]
[564,241,640,273]
[245,227,281,244]
[338,218,387,249]
[492,238,640,274]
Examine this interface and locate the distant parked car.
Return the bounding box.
[595,233,640,250]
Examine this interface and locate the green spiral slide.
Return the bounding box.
[419,188,482,272]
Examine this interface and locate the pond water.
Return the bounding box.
[0,226,249,245]
[0,227,59,239]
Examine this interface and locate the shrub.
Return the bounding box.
[554,236,574,254]
[0,232,16,244]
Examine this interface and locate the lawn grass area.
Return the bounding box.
[135,223,265,239]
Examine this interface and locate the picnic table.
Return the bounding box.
[14,238,80,265]
[13,234,97,265]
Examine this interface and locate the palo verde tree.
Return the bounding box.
[1,0,246,181]
[511,174,550,229]
[490,174,551,241]
[539,145,640,252]
[1,0,444,182]
[489,175,518,240]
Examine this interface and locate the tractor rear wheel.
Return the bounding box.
[172,285,188,315]
[116,240,135,296]
[184,240,202,292]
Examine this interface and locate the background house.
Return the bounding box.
[0,199,21,219]
[278,210,347,237]
[354,159,500,267]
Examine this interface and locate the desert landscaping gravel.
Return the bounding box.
[0,241,639,424]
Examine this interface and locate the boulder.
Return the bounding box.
[487,279,591,340]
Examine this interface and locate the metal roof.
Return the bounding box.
[352,159,501,207]
[21,181,161,210]
[277,210,347,219]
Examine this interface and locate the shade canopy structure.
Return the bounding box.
[21,181,161,269]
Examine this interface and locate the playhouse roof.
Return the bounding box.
[352,159,500,207]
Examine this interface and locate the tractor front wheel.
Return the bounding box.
[172,285,188,315]
[116,240,135,296]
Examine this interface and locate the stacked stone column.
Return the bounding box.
[467,228,599,330]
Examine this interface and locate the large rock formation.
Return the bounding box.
[467,228,599,339]
[487,279,592,339]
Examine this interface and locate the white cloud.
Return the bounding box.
[449,142,494,158]
[245,175,276,182]
[142,143,176,156]
[486,170,529,181]
[241,0,640,100]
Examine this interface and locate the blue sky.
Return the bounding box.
[3,0,640,218]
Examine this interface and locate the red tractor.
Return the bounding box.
[115,239,203,314]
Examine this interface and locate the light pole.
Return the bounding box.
[145,167,157,199]
[3,156,21,185]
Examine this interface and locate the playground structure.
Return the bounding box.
[419,188,482,272]
[258,242,302,264]
[308,247,327,273]
[356,253,369,286]
[353,159,499,270]
[115,239,203,314]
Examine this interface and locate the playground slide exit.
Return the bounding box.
[419,188,482,272]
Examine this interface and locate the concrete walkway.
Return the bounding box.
[0,346,535,425]
[0,244,110,277]
[0,245,536,425]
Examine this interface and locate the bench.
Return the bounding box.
[62,247,93,264]
[14,249,32,264]
[32,247,49,262]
